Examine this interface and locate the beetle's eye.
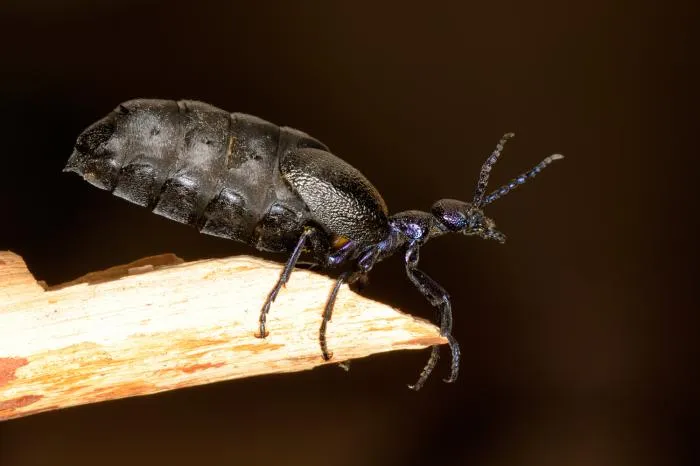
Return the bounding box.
[431,199,470,231]
[441,211,466,231]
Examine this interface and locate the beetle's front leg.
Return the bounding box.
[404,243,461,390]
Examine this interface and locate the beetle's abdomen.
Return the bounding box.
[152,101,231,223]
[65,99,287,240]
[66,99,232,213]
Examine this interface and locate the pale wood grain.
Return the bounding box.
[0,251,444,421]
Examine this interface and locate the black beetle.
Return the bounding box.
[65,99,563,389]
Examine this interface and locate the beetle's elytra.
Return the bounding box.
[65,99,563,389]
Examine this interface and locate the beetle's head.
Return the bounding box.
[431,199,505,242]
[431,133,563,243]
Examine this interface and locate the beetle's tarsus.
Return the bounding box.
[409,345,440,390]
[320,271,350,361]
[257,299,272,338]
[442,334,460,383]
[254,319,270,339]
[320,314,333,360]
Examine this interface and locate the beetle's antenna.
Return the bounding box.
[481,153,564,206]
[472,132,515,207]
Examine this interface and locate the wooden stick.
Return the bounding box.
[0,251,444,421]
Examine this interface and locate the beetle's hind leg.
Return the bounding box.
[404,244,461,390]
[256,227,315,338]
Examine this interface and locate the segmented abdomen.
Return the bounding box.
[66,99,300,243]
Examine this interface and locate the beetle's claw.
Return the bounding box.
[255,322,269,339]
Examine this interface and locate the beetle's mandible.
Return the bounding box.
[65,99,563,389]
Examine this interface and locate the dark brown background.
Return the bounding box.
[0,1,696,465]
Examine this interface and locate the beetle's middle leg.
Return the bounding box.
[256,226,315,338]
[319,247,380,360]
[319,271,351,360]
